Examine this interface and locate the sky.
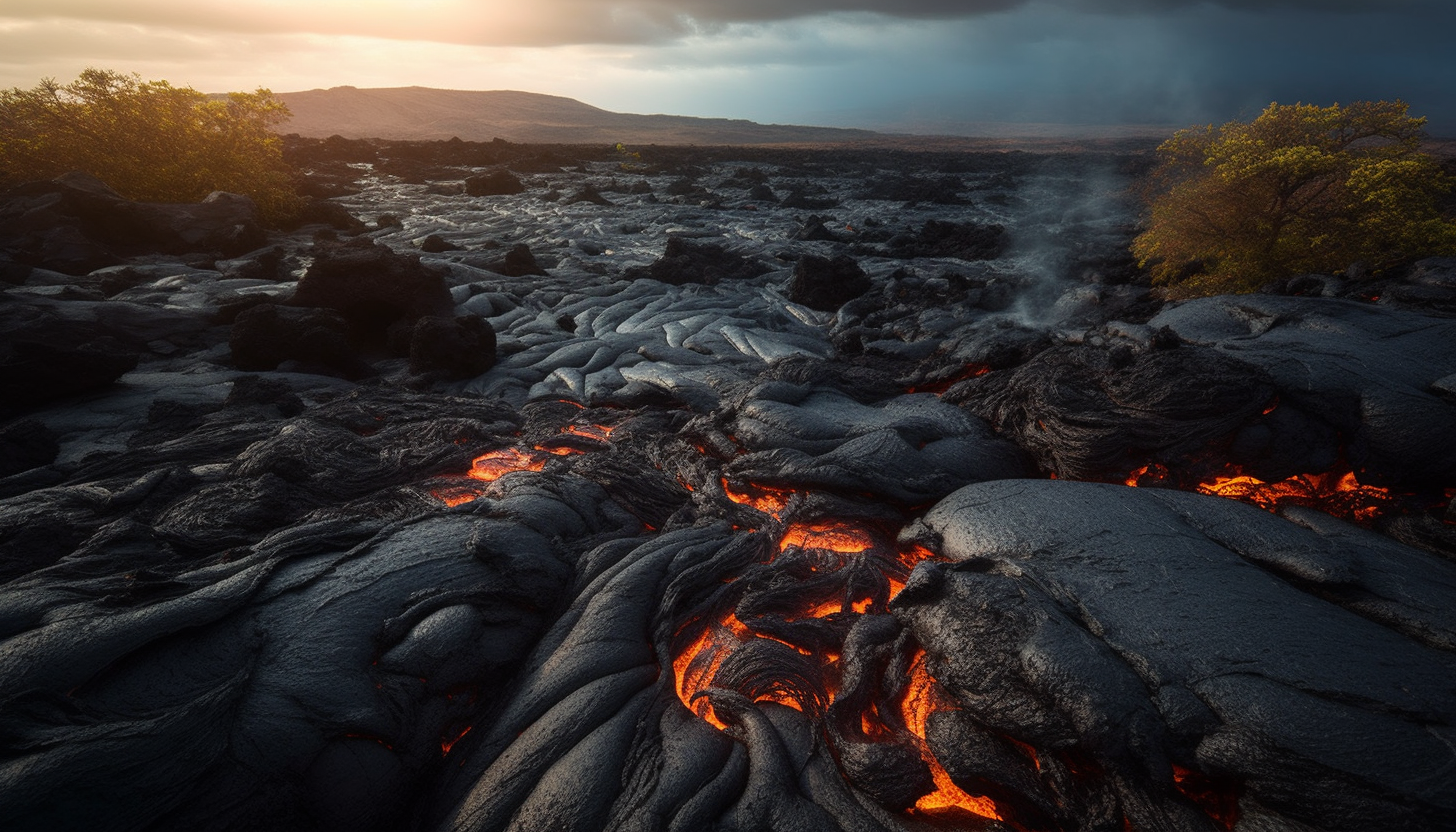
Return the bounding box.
[1,0,1453,133]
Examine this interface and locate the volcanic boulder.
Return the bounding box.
[476,243,548,278]
[884,219,1007,261]
[290,237,454,345]
[626,237,771,286]
[1150,294,1456,488]
[464,170,526,196]
[785,254,872,312]
[898,479,1456,832]
[408,315,498,379]
[229,303,373,378]
[781,187,839,210]
[0,172,267,274]
[723,384,1032,503]
[564,184,614,206]
[285,197,368,233]
[419,234,463,253]
[954,338,1277,480]
[0,338,138,414]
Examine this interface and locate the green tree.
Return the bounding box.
[1132,100,1456,297]
[0,68,300,223]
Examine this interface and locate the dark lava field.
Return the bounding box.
[2,137,1455,832]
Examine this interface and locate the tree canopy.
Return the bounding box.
[0,68,300,223]
[1132,100,1456,297]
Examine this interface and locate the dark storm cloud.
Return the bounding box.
[1,1,1442,48]
[1,0,1451,132]
[634,0,1436,25]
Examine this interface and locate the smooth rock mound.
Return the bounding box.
[900,479,1456,832]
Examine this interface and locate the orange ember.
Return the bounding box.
[778,521,875,553]
[1124,458,1401,524]
[722,478,796,518]
[562,423,615,442]
[468,447,548,482]
[900,650,1004,821]
[431,489,481,508]
[1197,468,1391,522]
[673,622,732,730]
[441,725,473,755]
[907,363,991,395]
[1172,764,1241,830]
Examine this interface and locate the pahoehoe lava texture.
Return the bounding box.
[3,139,1456,832]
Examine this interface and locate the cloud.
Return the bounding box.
[1,0,1450,133]
[0,0,1440,47]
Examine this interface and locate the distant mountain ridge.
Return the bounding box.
[275,86,882,145]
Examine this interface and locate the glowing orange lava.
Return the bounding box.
[1124,458,1402,524]
[431,489,480,508]
[907,363,991,395]
[468,447,548,482]
[778,521,875,553]
[674,612,765,730]
[562,423,615,442]
[1172,763,1241,830]
[900,650,1003,821]
[1197,468,1390,521]
[441,725,473,755]
[1125,462,1169,487]
[722,478,796,518]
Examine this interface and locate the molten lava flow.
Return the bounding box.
[535,444,586,457]
[674,612,817,729]
[1197,467,1391,522]
[722,478,795,518]
[468,447,548,482]
[562,423,615,442]
[674,621,733,730]
[441,725,473,755]
[897,543,943,571]
[1125,462,1170,487]
[1124,458,1401,524]
[431,489,481,508]
[907,363,991,395]
[778,521,875,554]
[900,650,1004,821]
[1172,764,1241,830]
[668,513,1010,824]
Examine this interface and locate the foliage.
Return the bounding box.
[1132,100,1456,297]
[613,141,648,172]
[0,68,300,224]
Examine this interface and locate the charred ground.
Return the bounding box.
[2,138,1455,832]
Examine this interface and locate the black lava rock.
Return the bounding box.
[885,219,1008,261]
[229,302,372,378]
[474,243,549,277]
[284,197,367,234]
[564,185,614,206]
[0,339,138,414]
[0,172,266,275]
[464,170,526,196]
[419,234,463,253]
[290,237,454,345]
[408,315,497,379]
[857,175,967,205]
[0,420,59,478]
[785,254,872,311]
[626,237,771,286]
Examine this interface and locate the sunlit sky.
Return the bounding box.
[3,0,1453,133]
